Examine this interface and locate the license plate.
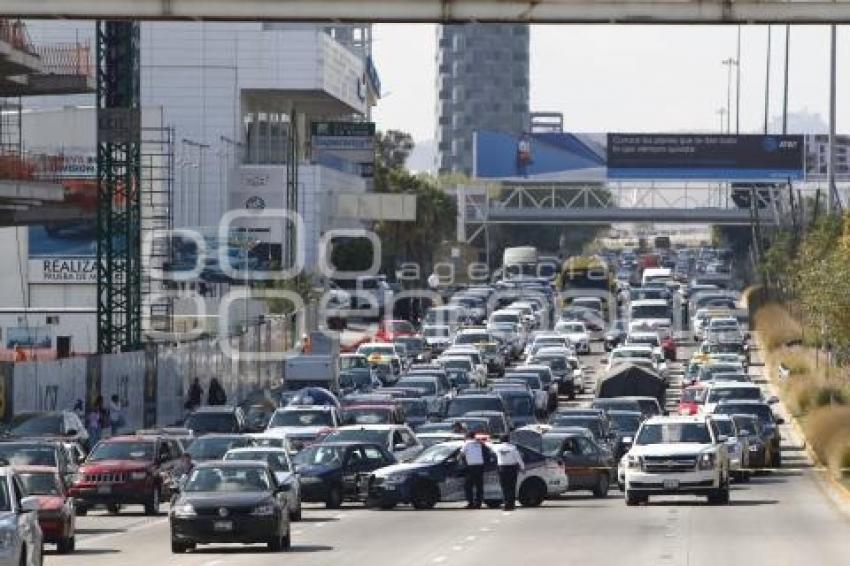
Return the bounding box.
[213,521,233,532]
[97,485,112,494]
[663,479,679,489]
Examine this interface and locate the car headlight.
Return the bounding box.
[69,472,83,485]
[621,437,633,444]
[130,471,148,481]
[626,455,643,470]
[383,474,408,485]
[251,503,276,516]
[697,453,716,470]
[172,503,197,518]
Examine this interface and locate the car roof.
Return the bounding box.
[337,424,404,432]
[277,405,334,412]
[11,465,58,474]
[631,299,668,306]
[192,405,238,413]
[643,415,710,425]
[100,435,158,444]
[225,447,288,455]
[195,460,270,469]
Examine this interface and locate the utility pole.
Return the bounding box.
[736,25,742,134]
[764,26,772,134]
[717,108,727,133]
[782,25,791,135]
[827,24,837,215]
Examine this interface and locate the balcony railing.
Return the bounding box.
[33,42,93,77]
[0,19,36,56]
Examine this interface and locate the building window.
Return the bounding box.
[46,316,60,325]
[242,111,290,165]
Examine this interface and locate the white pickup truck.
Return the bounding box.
[622,415,730,506]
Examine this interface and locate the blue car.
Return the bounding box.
[293,441,395,509]
[364,440,568,510]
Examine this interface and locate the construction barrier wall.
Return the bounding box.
[0,314,298,428]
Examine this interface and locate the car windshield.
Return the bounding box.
[504,396,534,416]
[184,466,271,492]
[325,429,387,446]
[541,436,568,458]
[399,400,427,417]
[0,446,56,467]
[635,422,713,445]
[9,414,63,436]
[223,451,290,471]
[533,356,567,371]
[397,380,437,395]
[608,413,642,433]
[345,409,391,425]
[681,388,706,403]
[707,387,761,403]
[631,305,672,319]
[18,472,61,496]
[442,359,472,371]
[552,416,602,437]
[455,333,488,344]
[713,419,735,437]
[613,349,652,360]
[714,404,774,423]
[396,338,424,354]
[359,345,396,357]
[293,445,347,467]
[424,327,450,337]
[447,397,501,417]
[0,480,10,512]
[557,323,584,333]
[184,413,238,433]
[89,442,155,462]
[187,437,251,460]
[491,313,519,324]
[340,356,368,370]
[413,443,458,464]
[270,410,333,427]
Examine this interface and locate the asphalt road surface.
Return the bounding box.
[53,341,850,566]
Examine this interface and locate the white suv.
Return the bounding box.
[623,415,730,506]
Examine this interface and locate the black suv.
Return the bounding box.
[184,406,246,435]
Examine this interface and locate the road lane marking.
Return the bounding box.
[433,557,447,564]
[465,535,476,541]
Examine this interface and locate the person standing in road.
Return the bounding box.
[186,378,203,411]
[207,378,227,406]
[108,394,125,436]
[494,434,525,510]
[460,431,486,509]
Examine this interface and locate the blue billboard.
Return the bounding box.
[473,130,606,181]
[607,134,805,181]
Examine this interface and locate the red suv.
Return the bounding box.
[69,435,182,515]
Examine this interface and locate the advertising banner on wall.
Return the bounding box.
[473,130,606,181]
[607,134,804,180]
[311,121,375,178]
[28,149,98,279]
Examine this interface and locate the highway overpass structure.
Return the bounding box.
[6,0,850,23]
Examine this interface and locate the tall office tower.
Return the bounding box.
[436,24,530,176]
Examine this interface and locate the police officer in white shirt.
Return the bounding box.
[460,431,486,508]
[494,435,525,510]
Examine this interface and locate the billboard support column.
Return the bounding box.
[827,24,837,214]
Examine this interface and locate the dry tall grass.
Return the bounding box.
[803,406,850,478]
[753,304,803,351]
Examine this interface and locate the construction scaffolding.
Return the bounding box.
[140,125,174,336]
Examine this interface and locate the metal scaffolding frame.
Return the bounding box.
[96,20,142,353]
[140,125,174,335]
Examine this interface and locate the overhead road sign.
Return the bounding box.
[8,1,850,24]
[607,134,804,181]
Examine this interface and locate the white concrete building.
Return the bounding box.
[24,21,379,270]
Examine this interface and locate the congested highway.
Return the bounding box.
[51,340,850,566]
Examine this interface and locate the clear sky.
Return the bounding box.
[372,24,850,143]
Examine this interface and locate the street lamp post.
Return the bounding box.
[721,57,738,134]
[182,138,211,227]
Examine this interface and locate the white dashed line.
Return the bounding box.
[465,535,477,542]
[433,556,447,563]
[452,546,464,552]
